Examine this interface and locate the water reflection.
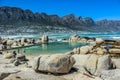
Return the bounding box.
[9,42,87,55]
[42,44,48,49]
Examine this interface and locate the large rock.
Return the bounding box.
[33,54,75,73]
[80,46,93,54]
[109,49,120,54]
[85,54,99,74]
[96,48,107,55]
[72,54,90,67]
[41,35,49,44]
[72,54,91,73]
[96,38,104,44]
[79,38,87,43]
[3,53,15,59]
[11,42,18,48]
[7,39,14,46]
[84,54,112,75]
[73,48,80,54]
[20,38,27,46]
[95,55,112,76]
[69,35,80,42]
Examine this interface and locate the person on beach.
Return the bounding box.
[13,51,17,58]
[18,49,20,53]
[23,50,26,55]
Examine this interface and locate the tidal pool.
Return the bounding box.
[17,42,87,55]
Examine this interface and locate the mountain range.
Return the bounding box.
[0,6,120,34]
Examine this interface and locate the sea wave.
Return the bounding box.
[1,32,120,40]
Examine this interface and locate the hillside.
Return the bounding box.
[0,6,120,34]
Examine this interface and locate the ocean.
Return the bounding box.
[1,32,120,40]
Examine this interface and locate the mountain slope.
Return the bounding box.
[0,6,120,34]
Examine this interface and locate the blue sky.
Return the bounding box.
[0,0,120,20]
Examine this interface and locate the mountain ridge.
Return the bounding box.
[0,6,120,34]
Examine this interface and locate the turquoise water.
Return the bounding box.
[19,42,87,55]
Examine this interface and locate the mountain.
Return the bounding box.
[0,6,120,34]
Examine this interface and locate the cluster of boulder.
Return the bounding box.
[0,38,35,50]
[3,51,27,66]
[69,37,120,58]
[31,36,120,79]
[36,34,49,44]
[69,34,95,43]
[0,34,49,51]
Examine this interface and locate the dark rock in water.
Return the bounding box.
[83,37,95,41]
[104,40,116,42]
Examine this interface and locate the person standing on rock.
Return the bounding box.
[18,49,20,53]
[22,49,26,55]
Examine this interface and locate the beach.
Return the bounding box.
[0,34,120,80]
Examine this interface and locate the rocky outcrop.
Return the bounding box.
[33,54,75,74]
[72,54,91,74]
[69,35,80,42]
[72,45,93,54]
[69,35,95,43]
[95,47,106,55]
[72,54,113,76]
[41,34,49,44]
[108,49,120,57]
[95,38,104,45]
[87,54,112,75]
[95,55,112,75]
[71,38,120,57]
[85,54,99,75]
[3,53,15,59]
[0,37,38,50]
[109,49,120,54]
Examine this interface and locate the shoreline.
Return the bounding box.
[0,35,120,80]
